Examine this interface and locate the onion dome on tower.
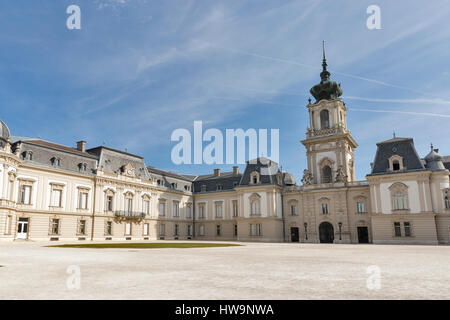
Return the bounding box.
[310,41,343,103]
[0,120,10,149]
[424,144,446,171]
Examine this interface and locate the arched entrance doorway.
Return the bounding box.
[319,222,334,243]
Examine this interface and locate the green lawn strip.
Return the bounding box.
[46,243,242,249]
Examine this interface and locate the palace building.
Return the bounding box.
[1,52,449,245]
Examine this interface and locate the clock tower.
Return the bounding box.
[301,43,358,185]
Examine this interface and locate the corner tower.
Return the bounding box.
[301,43,358,185]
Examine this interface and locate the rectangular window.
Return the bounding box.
[404,222,411,237]
[143,200,150,215]
[4,215,12,234]
[216,224,221,236]
[187,225,193,236]
[20,185,32,205]
[143,223,149,236]
[51,189,62,207]
[174,224,179,236]
[159,224,165,236]
[50,219,60,235]
[198,205,205,219]
[185,205,191,218]
[232,201,238,217]
[173,202,179,217]
[290,205,297,215]
[159,202,165,216]
[321,203,328,214]
[126,198,133,213]
[215,203,222,218]
[250,224,262,236]
[394,222,401,237]
[234,224,238,236]
[105,221,112,236]
[199,225,205,236]
[106,196,113,212]
[125,223,131,236]
[357,201,365,213]
[78,192,88,210]
[78,220,86,235]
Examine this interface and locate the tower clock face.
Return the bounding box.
[127,169,133,175]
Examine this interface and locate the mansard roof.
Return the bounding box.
[239,157,282,186]
[87,146,150,180]
[370,137,425,175]
[11,138,98,175]
[147,166,195,182]
[192,171,241,193]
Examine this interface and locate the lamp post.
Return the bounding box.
[338,222,343,241]
[304,222,308,241]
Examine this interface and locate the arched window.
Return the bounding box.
[393,192,407,210]
[445,196,450,209]
[393,160,400,171]
[320,109,330,129]
[322,165,332,183]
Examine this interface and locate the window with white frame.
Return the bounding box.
[159,201,166,216]
[19,184,32,205]
[393,192,407,210]
[159,223,165,236]
[78,189,88,210]
[105,221,113,236]
[185,204,192,218]
[142,197,150,215]
[51,186,63,207]
[357,201,365,213]
[198,204,205,219]
[404,222,412,237]
[232,200,238,217]
[394,222,401,237]
[321,203,328,214]
[215,202,222,218]
[124,193,133,213]
[216,224,221,236]
[77,219,87,235]
[143,223,149,236]
[445,195,450,209]
[290,204,297,215]
[49,218,60,235]
[125,223,131,236]
[106,195,114,212]
[173,201,179,217]
[4,215,12,234]
[250,223,262,236]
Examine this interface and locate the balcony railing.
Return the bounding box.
[306,127,347,138]
[114,211,145,219]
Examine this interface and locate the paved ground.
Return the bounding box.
[1,241,449,300]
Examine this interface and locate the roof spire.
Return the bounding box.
[430,142,434,151]
[320,40,330,82]
[393,130,396,138]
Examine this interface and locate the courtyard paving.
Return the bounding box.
[0,241,449,299]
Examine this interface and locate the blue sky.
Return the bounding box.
[1,0,449,181]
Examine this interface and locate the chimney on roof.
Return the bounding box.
[233,166,239,174]
[76,141,86,152]
[214,168,220,176]
[434,149,439,153]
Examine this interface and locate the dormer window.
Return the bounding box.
[78,163,87,172]
[201,185,206,192]
[171,182,177,189]
[50,157,61,167]
[250,171,260,184]
[216,184,223,191]
[388,155,404,172]
[22,151,33,161]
